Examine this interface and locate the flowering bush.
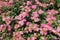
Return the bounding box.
[0,0,60,40]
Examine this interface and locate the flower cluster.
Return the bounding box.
[0,0,60,40]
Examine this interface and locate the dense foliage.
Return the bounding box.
[0,0,60,40]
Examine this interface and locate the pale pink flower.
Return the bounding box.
[50,2,54,5]
[32,12,39,17]
[20,6,24,8]
[15,16,21,20]
[38,9,44,14]
[9,0,13,4]
[26,22,31,26]
[2,16,13,25]
[19,31,23,35]
[47,9,58,15]
[56,27,60,32]
[31,16,35,20]
[8,25,12,31]
[34,17,39,22]
[26,1,31,5]
[1,24,7,32]
[25,6,31,12]
[18,21,24,26]
[51,16,56,20]
[58,20,60,23]
[31,17,39,22]
[0,25,3,32]
[41,23,52,31]
[36,1,43,6]
[42,4,49,8]
[14,24,20,29]
[35,0,38,2]
[15,12,28,20]
[29,28,32,32]
[31,5,36,10]
[45,17,51,21]
[31,37,35,40]
[24,27,29,33]
[47,21,52,26]
[38,2,43,6]
[2,17,6,21]
[27,37,31,40]
[21,12,28,17]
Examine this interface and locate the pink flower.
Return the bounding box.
[26,1,31,5]
[31,5,36,10]
[40,30,47,36]
[41,23,52,30]
[8,25,12,31]
[14,24,20,29]
[39,2,43,6]
[38,9,44,14]
[35,1,43,6]
[51,16,56,20]
[47,21,52,26]
[21,12,28,17]
[27,37,31,40]
[34,17,39,22]
[26,22,31,26]
[0,24,7,32]
[9,0,13,4]
[56,27,60,32]
[2,17,6,21]
[15,16,21,20]
[31,37,35,40]
[24,27,29,33]
[18,21,24,26]
[32,12,39,17]
[50,2,54,5]
[58,20,60,23]
[25,6,31,12]
[0,25,3,32]
[42,4,49,8]
[47,9,58,15]
[19,31,23,35]
[15,12,28,20]
[2,16,13,25]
